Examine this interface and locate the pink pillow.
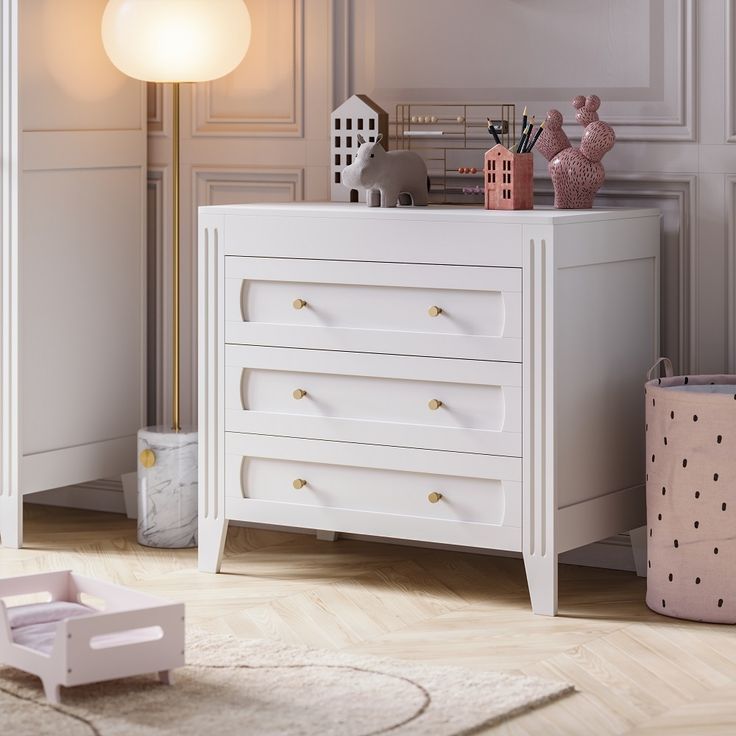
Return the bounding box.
[5,601,93,629]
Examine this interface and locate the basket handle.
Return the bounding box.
[647,357,674,381]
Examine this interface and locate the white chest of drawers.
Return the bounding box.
[198,203,660,615]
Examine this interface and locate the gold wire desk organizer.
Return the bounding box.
[394,102,516,204]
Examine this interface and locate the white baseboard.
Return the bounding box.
[26,480,126,515]
[560,534,638,572]
[27,488,639,573]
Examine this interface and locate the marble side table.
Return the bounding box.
[137,426,198,548]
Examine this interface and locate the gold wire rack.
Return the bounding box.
[395,103,516,204]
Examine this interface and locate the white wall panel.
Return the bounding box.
[193,0,303,136]
[20,167,144,455]
[335,0,694,141]
[20,0,142,132]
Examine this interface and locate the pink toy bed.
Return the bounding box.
[0,570,185,703]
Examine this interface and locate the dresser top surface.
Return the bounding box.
[200,202,660,225]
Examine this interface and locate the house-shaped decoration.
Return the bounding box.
[331,94,389,202]
[484,144,534,210]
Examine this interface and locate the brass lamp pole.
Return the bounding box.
[172,82,181,432]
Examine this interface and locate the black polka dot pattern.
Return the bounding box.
[646,371,736,622]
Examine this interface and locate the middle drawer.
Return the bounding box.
[225,345,522,456]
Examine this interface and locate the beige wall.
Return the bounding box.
[148,0,735,427]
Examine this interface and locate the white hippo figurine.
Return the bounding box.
[341,134,428,207]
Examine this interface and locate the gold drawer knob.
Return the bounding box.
[428,491,443,504]
[428,399,443,411]
[428,306,443,317]
[293,298,308,310]
[292,478,307,489]
[139,449,156,468]
[292,388,307,400]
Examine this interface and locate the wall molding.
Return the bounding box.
[147,82,164,135]
[726,176,736,372]
[330,0,351,108]
[726,0,736,142]
[192,0,305,137]
[193,167,305,206]
[147,167,169,426]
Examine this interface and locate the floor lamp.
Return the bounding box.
[102,0,251,548]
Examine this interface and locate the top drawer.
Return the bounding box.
[223,212,523,267]
[225,258,522,362]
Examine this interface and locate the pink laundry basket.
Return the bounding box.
[645,358,736,623]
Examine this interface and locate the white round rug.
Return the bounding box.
[0,631,573,735]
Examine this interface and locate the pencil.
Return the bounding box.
[521,106,528,139]
[486,117,502,145]
[526,119,546,152]
[521,117,536,152]
[516,123,531,153]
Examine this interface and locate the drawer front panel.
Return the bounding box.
[223,434,521,550]
[225,258,521,362]
[223,210,523,267]
[224,345,522,455]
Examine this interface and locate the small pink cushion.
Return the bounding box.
[12,621,61,654]
[5,601,94,655]
[6,601,93,629]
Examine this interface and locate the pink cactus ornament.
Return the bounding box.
[537,95,615,209]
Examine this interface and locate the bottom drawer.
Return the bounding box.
[224,433,521,551]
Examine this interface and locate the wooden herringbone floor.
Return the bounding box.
[3,505,736,735]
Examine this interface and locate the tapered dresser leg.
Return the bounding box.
[523,551,558,616]
[198,517,228,573]
[316,530,339,542]
[0,493,22,549]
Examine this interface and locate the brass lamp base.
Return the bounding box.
[137,426,198,548]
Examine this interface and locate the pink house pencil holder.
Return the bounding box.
[484,144,534,210]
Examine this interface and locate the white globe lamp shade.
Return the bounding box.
[102,0,251,83]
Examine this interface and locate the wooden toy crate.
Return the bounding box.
[0,570,185,702]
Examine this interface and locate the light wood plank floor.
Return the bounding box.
[3,505,736,735]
